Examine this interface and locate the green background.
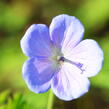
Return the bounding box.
[0,0,109,109]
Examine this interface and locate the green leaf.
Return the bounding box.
[0,91,32,109]
[0,90,10,104]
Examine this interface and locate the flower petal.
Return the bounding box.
[20,24,52,57]
[22,57,59,93]
[51,63,90,101]
[63,39,104,77]
[62,17,84,50]
[50,14,84,48]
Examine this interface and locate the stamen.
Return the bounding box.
[59,57,65,62]
[64,58,85,73]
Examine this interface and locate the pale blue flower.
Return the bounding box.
[20,14,103,101]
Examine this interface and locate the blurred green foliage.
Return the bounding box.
[0,90,32,109]
[0,90,49,109]
[0,0,109,109]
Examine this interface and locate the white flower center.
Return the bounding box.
[49,45,85,73]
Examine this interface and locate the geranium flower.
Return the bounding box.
[20,14,103,101]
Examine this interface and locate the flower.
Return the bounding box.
[20,14,103,101]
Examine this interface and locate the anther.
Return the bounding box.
[59,57,65,62]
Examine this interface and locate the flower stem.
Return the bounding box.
[47,89,54,109]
